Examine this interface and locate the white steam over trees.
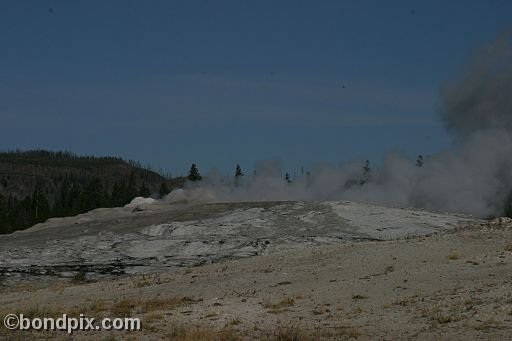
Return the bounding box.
[175,34,512,218]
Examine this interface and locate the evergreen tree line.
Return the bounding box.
[0,172,172,234]
[0,149,173,180]
[13,155,512,234]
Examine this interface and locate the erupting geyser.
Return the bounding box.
[168,34,512,218]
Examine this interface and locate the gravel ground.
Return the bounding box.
[1,213,511,340]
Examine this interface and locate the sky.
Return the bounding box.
[1,1,511,176]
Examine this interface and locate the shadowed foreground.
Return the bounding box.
[1,217,511,340]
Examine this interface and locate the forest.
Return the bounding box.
[0,150,183,234]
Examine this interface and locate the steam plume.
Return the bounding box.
[166,34,512,218]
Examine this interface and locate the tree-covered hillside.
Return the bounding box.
[0,150,184,234]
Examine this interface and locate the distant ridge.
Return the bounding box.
[0,149,184,234]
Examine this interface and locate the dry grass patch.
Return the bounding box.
[12,305,60,319]
[463,297,482,312]
[140,312,166,333]
[111,299,138,317]
[271,325,311,340]
[110,296,201,317]
[165,325,238,341]
[228,318,242,326]
[392,296,417,307]
[144,312,164,323]
[140,297,188,313]
[473,318,504,331]
[131,273,168,288]
[432,312,461,324]
[270,324,362,340]
[263,297,295,314]
[84,299,109,315]
[326,326,363,339]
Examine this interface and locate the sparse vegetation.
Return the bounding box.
[110,298,138,317]
[109,296,201,317]
[165,325,238,341]
[263,297,295,314]
[228,318,242,326]
[392,296,417,307]
[85,299,109,315]
[473,318,504,331]
[269,324,362,340]
[433,313,460,324]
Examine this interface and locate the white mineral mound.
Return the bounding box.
[0,200,478,281]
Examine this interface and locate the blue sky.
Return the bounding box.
[1,1,511,176]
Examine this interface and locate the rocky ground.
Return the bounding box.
[1,201,511,340]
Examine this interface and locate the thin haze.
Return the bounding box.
[1,1,512,175]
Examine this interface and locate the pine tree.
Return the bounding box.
[139,182,151,197]
[17,196,33,228]
[67,183,82,214]
[416,155,424,167]
[234,164,244,186]
[363,160,370,173]
[31,191,50,224]
[110,181,126,207]
[84,177,109,211]
[188,163,202,182]
[31,181,51,224]
[361,160,371,185]
[126,171,138,201]
[235,164,244,177]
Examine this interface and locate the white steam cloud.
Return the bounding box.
[166,34,512,218]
